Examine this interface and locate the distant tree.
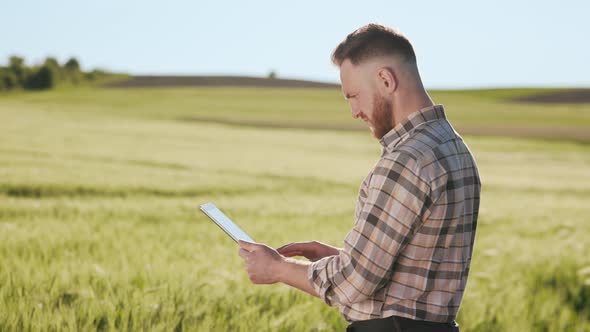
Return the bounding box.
[9,55,24,68]
[1,55,114,92]
[84,69,108,81]
[8,55,26,86]
[44,57,63,82]
[0,69,4,91]
[64,57,81,84]
[0,68,18,91]
[24,65,58,90]
[268,70,277,79]
[44,57,60,69]
[64,57,80,71]
[44,57,60,72]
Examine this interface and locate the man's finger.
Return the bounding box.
[277,243,303,254]
[282,250,303,257]
[276,243,295,252]
[238,248,250,259]
[238,240,258,251]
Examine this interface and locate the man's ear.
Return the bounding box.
[377,67,397,94]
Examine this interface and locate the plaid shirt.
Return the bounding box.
[308,105,481,323]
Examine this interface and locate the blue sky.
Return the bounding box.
[2,0,588,88]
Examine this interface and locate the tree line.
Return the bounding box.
[0,56,111,91]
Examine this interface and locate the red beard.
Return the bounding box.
[370,93,394,139]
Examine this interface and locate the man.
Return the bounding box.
[238,23,481,332]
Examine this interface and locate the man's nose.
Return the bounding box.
[351,107,362,119]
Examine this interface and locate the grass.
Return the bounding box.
[1,86,589,130]
[0,87,589,331]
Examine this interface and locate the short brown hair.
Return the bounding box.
[331,24,416,66]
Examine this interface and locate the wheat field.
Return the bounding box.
[0,87,589,331]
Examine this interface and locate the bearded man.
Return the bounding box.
[238,23,481,332]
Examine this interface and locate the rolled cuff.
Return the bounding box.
[308,255,337,306]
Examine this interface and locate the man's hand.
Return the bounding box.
[238,240,285,284]
[276,241,341,262]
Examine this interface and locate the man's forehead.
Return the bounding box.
[340,59,379,83]
[339,59,373,90]
[339,60,360,89]
[339,65,354,96]
[339,59,357,77]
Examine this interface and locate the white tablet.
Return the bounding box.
[199,202,254,243]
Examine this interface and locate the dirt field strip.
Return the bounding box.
[511,89,590,104]
[104,75,340,89]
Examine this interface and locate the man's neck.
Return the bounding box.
[392,88,434,127]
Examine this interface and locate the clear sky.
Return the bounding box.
[2,0,588,88]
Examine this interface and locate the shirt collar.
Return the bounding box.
[379,104,447,153]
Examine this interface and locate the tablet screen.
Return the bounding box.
[200,202,254,243]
